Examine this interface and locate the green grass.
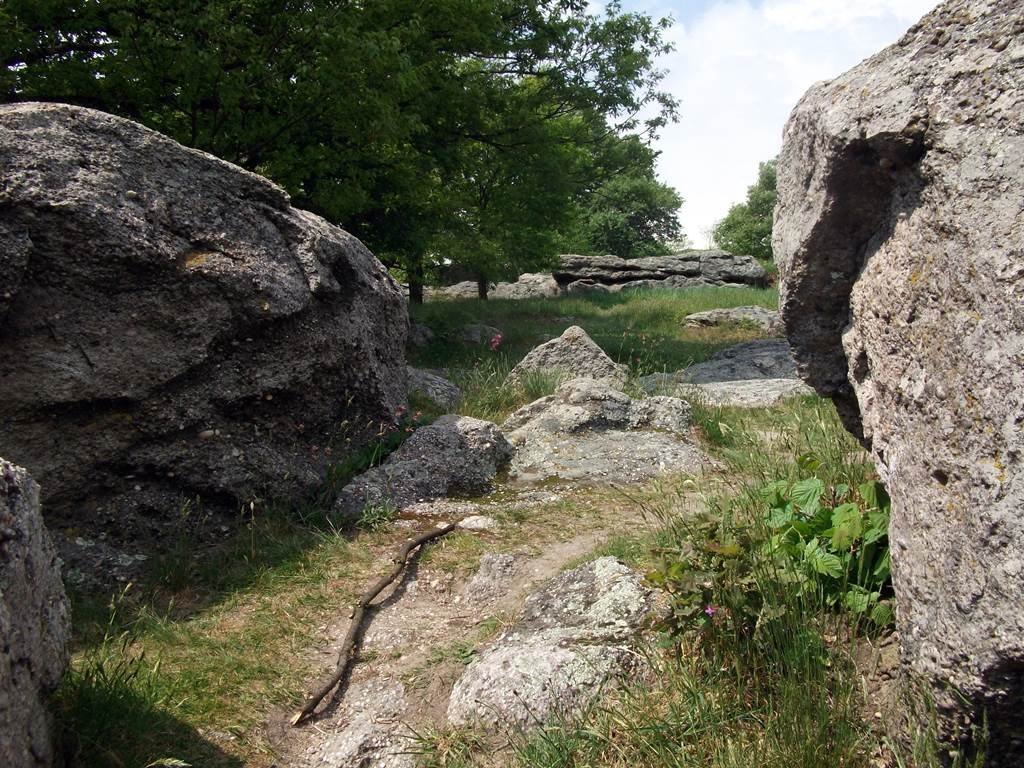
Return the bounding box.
[411,286,777,375]
[411,286,777,423]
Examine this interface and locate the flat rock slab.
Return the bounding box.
[686,378,814,408]
[681,339,797,383]
[503,378,705,485]
[683,306,782,335]
[448,557,653,730]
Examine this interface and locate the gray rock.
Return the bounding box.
[303,677,413,768]
[686,378,813,408]
[448,557,653,730]
[774,0,1024,758]
[406,367,460,411]
[503,378,704,485]
[334,415,513,517]
[503,378,691,436]
[553,250,767,290]
[463,553,522,604]
[563,279,614,295]
[456,323,502,347]
[0,103,406,546]
[0,459,70,768]
[425,281,487,300]
[408,322,434,349]
[492,273,559,300]
[684,306,782,335]
[637,340,811,408]
[506,326,628,387]
[457,515,499,532]
[680,339,797,384]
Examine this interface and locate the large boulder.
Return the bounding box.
[0,459,71,768]
[553,250,768,291]
[774,0,1024,758]
[334,415,513,517]
[505,326,628,387]
[448,557,654,730]
[0,103,406,545]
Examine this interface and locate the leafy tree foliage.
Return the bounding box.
[712,160,777,261]
[2,0,679,300]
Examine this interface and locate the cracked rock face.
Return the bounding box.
[334,415,514,517]
[553,250,768,290]
[774,0,1024,759]
[447,557,653,730]
[0,103,407,547]
[0,459,70,768]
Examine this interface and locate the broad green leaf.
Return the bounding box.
[791,478,826,515]
[830,503,864,550]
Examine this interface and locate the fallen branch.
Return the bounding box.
[290,522,457,726]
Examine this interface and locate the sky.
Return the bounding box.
[606,0,940,246]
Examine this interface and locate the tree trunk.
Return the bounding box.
[408,258,425,305]
[476,273,489,300]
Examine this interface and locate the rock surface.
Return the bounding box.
[448,557,653,730]
[553,250,768,291]
[300,677,413,768]
[638,339,813,408]
[683,305,782,335]
[506,326,628,387]
[774,0,1024,758]
[503,378,705,485]
[406,367,460,411]
[0,460,70,768]
[492,272,560,300]
[0,103,407,545]
[334,416,513,517]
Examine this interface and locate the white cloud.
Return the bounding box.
[642,0,938,246]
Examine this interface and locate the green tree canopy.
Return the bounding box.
[2,0,678,300]
[712,159,777,262]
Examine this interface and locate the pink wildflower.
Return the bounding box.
[704,605,718,617]
[490,332,503,351]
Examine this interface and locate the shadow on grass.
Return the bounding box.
[58,647,244,768]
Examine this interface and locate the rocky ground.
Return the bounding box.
[262,322,815,768]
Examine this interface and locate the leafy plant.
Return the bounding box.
[761,465,893,626]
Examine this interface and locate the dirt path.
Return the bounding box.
[267,477,701,768]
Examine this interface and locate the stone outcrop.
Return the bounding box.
[774,0,1024,759]
[448,557,653,730]
[0,460,70,768]
[334,415,513,517]
[683,305,782,335]
[502,378,705,485]
[505,326,628,387]
[0,103,406,545]
[553,250,768,292]
[492,272,560,300]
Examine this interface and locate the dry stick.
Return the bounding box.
[290,522,457,726]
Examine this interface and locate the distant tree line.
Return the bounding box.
[712,159,776,263]
[1,0,684,300]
